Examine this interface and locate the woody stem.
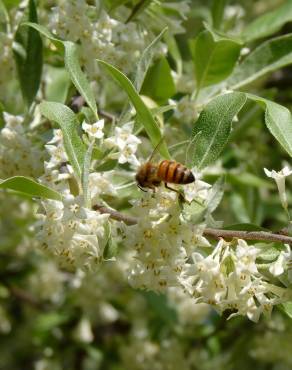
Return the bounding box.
[92,204,292,245]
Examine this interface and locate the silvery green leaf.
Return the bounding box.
[190,92,246,169]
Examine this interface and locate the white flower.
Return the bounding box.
[264,166,292,210]
[170,96,198,124]
[104,122,141,167]
[234,239,259,276]
[45,144,68,169]
[74,317,93,343]
[269,244,292,279]
[82,119,104,139]
[184,179,211,203]
[89,172,117,202]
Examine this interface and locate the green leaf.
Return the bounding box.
[242,0,292,42]
[103,223,117,260]
[40,101,86,178]
[190,27,241,90]
[82,140,94,208]
[0,176,62,200]
[227,34,292,90]
[227,172,273,189]
[165,33,182,75]
[212,0,228,30]
[97,59,170,159]
[134,27,168,92]
[151,104,175,116]
[223,223,269,231]
[64,42,97,118]
[13,0,42,107]
[0,0,9,25]
[126,0,153,23]
[143,291,177,326]
[190,92,246,169]
[1,0,21,10]
[255,242,281,262]
[281,302,292,319]
[230,193,250,223]
[95,158,117,172]
[206,176,225,213]
[0,102,4,129]
[22,22,97,118]
[45,67,71,103]
[141,57,175,102]
[247,94,292,157]
[185,133,201,169]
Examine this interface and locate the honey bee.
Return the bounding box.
[135,140,195,193]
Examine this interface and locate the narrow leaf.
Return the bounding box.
[0,176,62,200]
[64,41,97,118]
[212,0,228,30]
[97,59,170,158]
[191,92,246,169]
[13,0,42,107]
[134,27,168,92]
[126,0,152,23]
[22,22,97,118]
[243,0,292,42]
[40,101,86,178]
[228,34,292,90]
[247,94,292,157]
[165,33,182,75]
[190,27,241,90]
[82,140,94,207]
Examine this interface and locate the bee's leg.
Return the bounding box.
[164,183,188,203]
[137,184,147,192]
[164,183,179,194]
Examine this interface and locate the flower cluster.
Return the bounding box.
[0,113,44,179]
[50,0,148,77]
[125,188,210,292]
[183,239,290,322]
[36,129,117,271]
[36,195,110,271]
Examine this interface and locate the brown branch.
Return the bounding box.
[92,204,137,225]
[203,228,292,245]
[93,203,292,245]
[98,109,116,122]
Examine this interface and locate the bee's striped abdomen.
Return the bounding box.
[157,160,195,184]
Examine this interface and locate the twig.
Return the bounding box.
[92,204,137,225]
[203,228,292,245]
[93,203,292,245]
[98,109,116,122]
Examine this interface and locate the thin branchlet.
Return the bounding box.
[93,203,292,245]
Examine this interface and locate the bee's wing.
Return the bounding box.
[148,137,167,163]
